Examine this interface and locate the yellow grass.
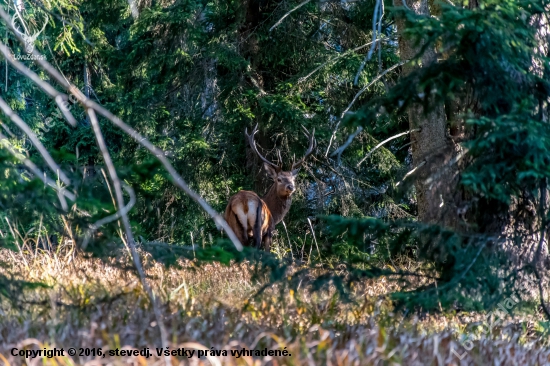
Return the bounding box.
[0,245,549,366]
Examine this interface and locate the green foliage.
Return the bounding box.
[332,0,550,312]
[322,215,514,311]
[1,0,549,318]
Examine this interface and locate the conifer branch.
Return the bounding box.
[326,60,407,158]
[0,7,244,252]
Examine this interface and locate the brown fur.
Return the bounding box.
[225,125,315,251]
[224,167,299,251]
[224,190,273,250]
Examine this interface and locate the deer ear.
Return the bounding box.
[263,163,279,180]
[291,167,301,177]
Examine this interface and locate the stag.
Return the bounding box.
[224,124,316,251]
[11,7,48,54]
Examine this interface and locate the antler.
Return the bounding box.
[11,11,28,38]
[291,125,317,171]
[245,124,281,170]
[11,9,48,53]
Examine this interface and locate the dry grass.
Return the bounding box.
[0,245,549,366]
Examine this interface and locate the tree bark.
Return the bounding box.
[128,0,139,19]
[240,0,273,194]
[393,0,460,228]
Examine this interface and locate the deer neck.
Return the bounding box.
[262,184,292,225]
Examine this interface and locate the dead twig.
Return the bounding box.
[0,96,71,185]
[0,9,243,251]
[326,60,407,158]
[0,132,75,203]
[269,0,311,32]
[356,129,419,168]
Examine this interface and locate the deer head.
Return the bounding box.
[11,8,48,54]
[245,124,316,199]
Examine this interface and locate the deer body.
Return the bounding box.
[224,190,273,249]
[224,125,316,251]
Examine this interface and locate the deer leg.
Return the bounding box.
[225,210,247,245]
[233,206,250,245]
[262,231,272,252]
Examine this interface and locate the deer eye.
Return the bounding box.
[277,178,282,182]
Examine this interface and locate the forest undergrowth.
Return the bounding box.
[0,237,549,366]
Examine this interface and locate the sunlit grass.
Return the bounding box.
[0,242,549,365]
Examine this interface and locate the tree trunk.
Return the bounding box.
[240,0,273,194]
[84,60,91,125]
[393,0,461,228]
[128,0,139,19]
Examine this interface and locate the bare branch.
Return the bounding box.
[0,7,243,251]
[0,42,77,126]
[353,0,381,85]
[356,129,419,168]
[0,96,71,185]
[422,146,468,190]
[325,60,407,157]
[86,108,170,366]
[396,160,426,187]
[298,38,391,83]
[269,0,311,32]
[307,217,321,261]
[281,220,294,260]
[0,131,75,202]
[330,126,362,163]
[343,61,407,118]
